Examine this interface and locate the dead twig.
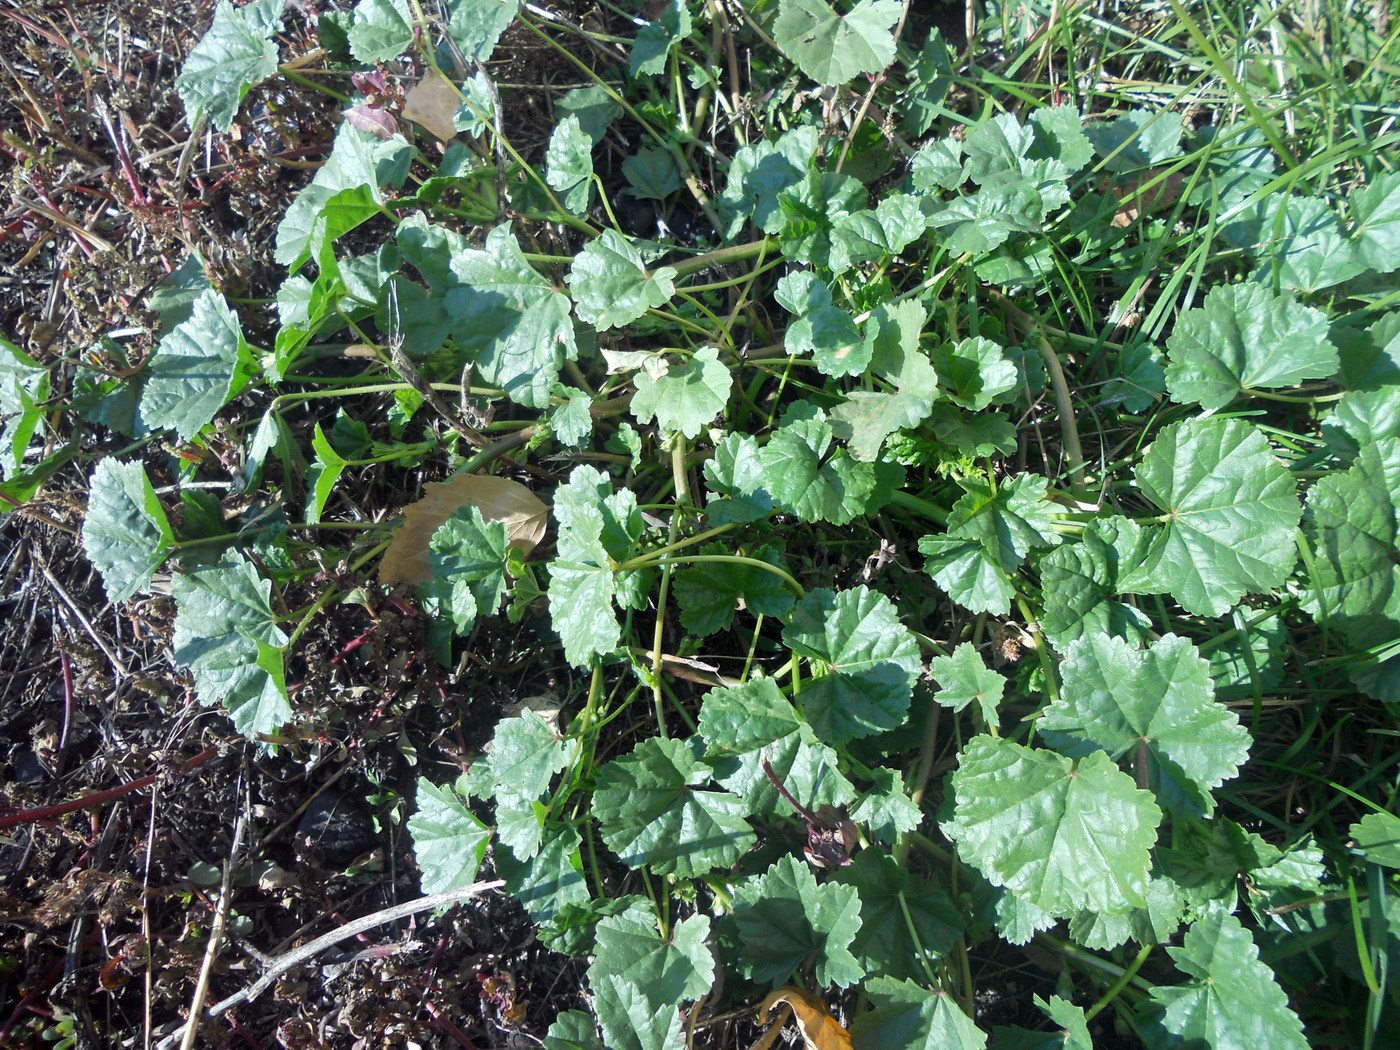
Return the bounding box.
[12,195,117,255]
[179,802,248,1050]
[159,880,505,1044]
[38,562,129,678]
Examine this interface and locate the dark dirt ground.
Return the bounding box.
[0,1,606,1046]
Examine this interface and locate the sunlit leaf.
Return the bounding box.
[81,459,175,603]
[408,777,491,894]
[948,736,1161,917]
[177,0,285,132]
[773,0,901,87]
[1165,283,1335,410]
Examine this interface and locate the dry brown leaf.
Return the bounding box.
[379,475,548,586]
[402,70,462,143]
[753,988,854,1050]
[1111,169,1185,228]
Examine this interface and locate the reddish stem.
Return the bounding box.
[0,745,219,830]
[423,1001,478,1049]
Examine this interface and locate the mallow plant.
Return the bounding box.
[4,0,1394,1045]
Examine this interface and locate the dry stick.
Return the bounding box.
[0,745,218,831]
[38,562,129,677]
[836,0,913,172]
[179,809,248,1050]
[12,194,116,254]
[190,881,505,1030]
[387,337,487,448]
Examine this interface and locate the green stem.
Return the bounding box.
[615,523,738,564]
[889,489,950,527]
[278,66,348,103]
[650,439,692,740]
[897,703,941,867]
[1085,942,1154,1021]
[1015,595,1059,708]
[1046,935,1155,997]
[284,586,344,650]
[669,238,777,279]
[621,554,804,597]
[1241,387,1344,404]
[896,889,942,989]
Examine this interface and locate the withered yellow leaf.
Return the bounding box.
[753,987,853,1050]
[380,474,548,586]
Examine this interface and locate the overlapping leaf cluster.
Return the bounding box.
[7,0,1394,1046]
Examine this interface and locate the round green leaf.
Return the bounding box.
[408,777,490,894]
[1042,633,1251,816]
[593,737,755,877]
[1165,283,1335,410]
[949,736,1161,918]
[782,586,922,744]
[773,0,901,87]
[82,459,174,603]
[1131,417,1301,617]
[568,229,677,331]
[1147,909,1308,1050]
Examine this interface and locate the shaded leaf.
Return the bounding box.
[729,855,863,988]
[850,977,987,1050]
[782,586,922,744]
[630,0,692,77]
[1302,437,1400,700]
[673,543,796,636]
[495,821,590,925]
[1038,516,1154,648]
[831,850,962,982]
[423,505,509,635]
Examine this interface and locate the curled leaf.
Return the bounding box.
[755,988,853,1050]
[380,474,548,585]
